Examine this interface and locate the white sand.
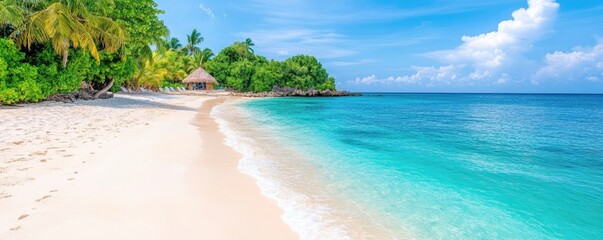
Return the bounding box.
[0,94,297,239]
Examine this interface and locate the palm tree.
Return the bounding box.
[201,48,214,61]
[185,28,203,55]
[13,0,125,67]
[192,48,214,69]
[0,0,27,37]
[0,1,22,24]
[167,37,182,50]
[244,38,255,53]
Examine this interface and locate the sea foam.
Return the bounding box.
[210,101,352,240]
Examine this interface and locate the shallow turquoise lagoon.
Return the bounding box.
[216,94,603,239]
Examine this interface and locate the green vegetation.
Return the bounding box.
[0,0,338,104]
[0,0,160,103]
[205,41,335,92]
[0,38,41,104]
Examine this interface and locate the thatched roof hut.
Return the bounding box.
[182,67,218,90]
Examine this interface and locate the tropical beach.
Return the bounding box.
[2,92,603,239]
[2,0,603,239]
[0,94,297,239]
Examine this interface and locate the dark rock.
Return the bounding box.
[97,92,114,99]
[47,90,114,103]
[77,89,94,100]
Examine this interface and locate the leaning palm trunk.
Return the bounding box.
[62,49,69,68]
[93,79,115,99]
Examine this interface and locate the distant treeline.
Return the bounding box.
[205,41,335,92]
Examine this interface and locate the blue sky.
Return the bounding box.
[155,0,603,93]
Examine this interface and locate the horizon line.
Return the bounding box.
[355,92,603,95]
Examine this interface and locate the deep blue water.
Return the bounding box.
[224,94,603,239]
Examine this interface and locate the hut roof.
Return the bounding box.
[182,67,217,84]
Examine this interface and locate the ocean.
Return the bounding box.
[211,93,603,240]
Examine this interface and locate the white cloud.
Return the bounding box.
[360,0,559,86]
[200,4,215,19]
[350,74,379,85]
[348,65,459,86]
[277,50,289,56]
[534,43,603,83]
[445,0,556,65]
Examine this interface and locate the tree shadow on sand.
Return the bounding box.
[57,94,200,112]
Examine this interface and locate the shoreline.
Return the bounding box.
[0,94,297,239]
[194,97,298,239]
[212,98,403,239]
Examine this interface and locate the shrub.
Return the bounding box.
[0,38,45,104]
[27,45,93,94]
[161,80,186,89]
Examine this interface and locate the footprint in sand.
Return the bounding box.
[18,214,28,220]
[12,141,24,145]
[40,159,47,163]
[29,151,47,156]
[50,190,58,193]
[7,157,27,163]
[35,195,51,202]
[63,154,73,157]
[9,226,21,231]
[67,178,74,181]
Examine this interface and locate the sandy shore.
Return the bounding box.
[0,94,297,239]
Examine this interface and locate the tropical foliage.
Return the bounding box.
[205,41,335,92]
[0,38,42,104]
[0,0,164,103]
[0,0,337,104]
[185,29,203,55]
[15,0,126,67]
[130,28,212,89]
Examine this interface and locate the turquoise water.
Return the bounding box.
[213,94,603,239]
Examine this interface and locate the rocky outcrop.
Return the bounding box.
[230,86,361,98]
[46,83,114,103]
